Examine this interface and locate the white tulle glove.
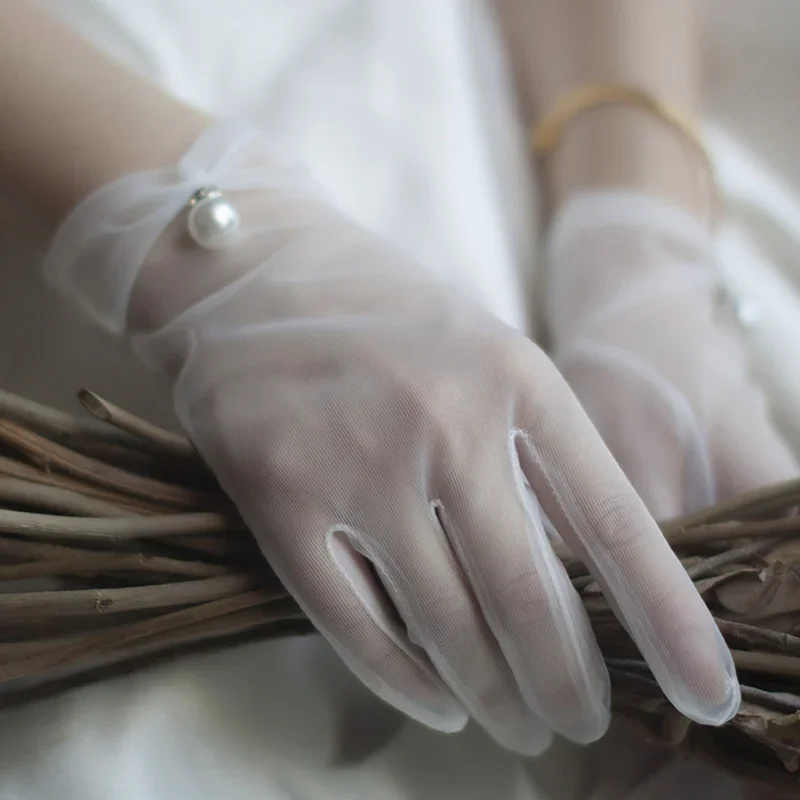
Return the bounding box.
[545,191,799,521]
[44,122,740,754]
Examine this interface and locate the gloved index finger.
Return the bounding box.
[515,379,740,726]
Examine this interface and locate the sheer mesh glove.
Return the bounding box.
[44,122,740,755]
[545,190,799,521]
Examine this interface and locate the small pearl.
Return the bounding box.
[734,296,762,329]
[187,195,240,250]
[713,280,761,332]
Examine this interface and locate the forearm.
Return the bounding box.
[0,0,211,227]
[493,0,706,219]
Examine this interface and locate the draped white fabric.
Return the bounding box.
[0,1,797,797]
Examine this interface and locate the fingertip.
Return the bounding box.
[510,725,555,757]
[423,707,470,734]
[518,646,612,747]
[650,619,741,727]
[671,628,741,726]
[556,701,612,746]
[370,682,469,734]
[674,679,741,727]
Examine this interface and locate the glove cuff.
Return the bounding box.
[42,119,316,335]
[546,189,713,269]
[544,190,721,342]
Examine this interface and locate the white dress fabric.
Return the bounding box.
[0,1,797,797]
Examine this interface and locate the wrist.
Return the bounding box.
[127,190,307,334]
[43,118,336,337]
[545,189,718,344]
[545,105,710,223]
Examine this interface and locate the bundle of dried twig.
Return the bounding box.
[0,387,798,793]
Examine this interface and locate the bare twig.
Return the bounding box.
[731,649,800,679]
[662,476,800,530]
[0,476,133,517]
[0,573,267,624]
[0,552,229,582]
[0,388,143,449]
[0,590,295,683]
[0,509,240,541]
[2,387,800,789]
[685,540,777,580]
[716,619,800,658]
[0,420,212,509]
[0,455,163,514]
[78,390,196,460]
[739,686,800,714]
[667,517,800,547]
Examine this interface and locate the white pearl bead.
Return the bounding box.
[714,280,761,332]
[187,195,241,250]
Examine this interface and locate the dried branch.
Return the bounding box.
[78,390,196,460]
[0,509,239,541]
[0,573,266,625]
[668,517,800,547]
[0,552,229,582]
[0,387,799,792]
[0,455,163,514]
[0,388,143,449]
[662,477,800,530]
[732,649,800,679]
[0,420,211,509]
[0,590,294,683]
[715,618,800,658]
[685,540,776,580]
[0,476,133,517]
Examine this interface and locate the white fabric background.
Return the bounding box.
[0,1,797,797]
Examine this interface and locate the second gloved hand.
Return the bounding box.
[545,190,799,520]
[45,122,740,755]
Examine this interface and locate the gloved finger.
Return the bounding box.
[357,498,553,756]
[560,357,690,521]
[180,384,469,735]
[711,391,800,500]
[231,498,469,734]
[516,355,740,727]
[435,437,610,746]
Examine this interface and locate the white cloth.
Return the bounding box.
[0,0,797,798]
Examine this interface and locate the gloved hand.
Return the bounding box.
[545,190,799,521]
[44,121,740,755]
